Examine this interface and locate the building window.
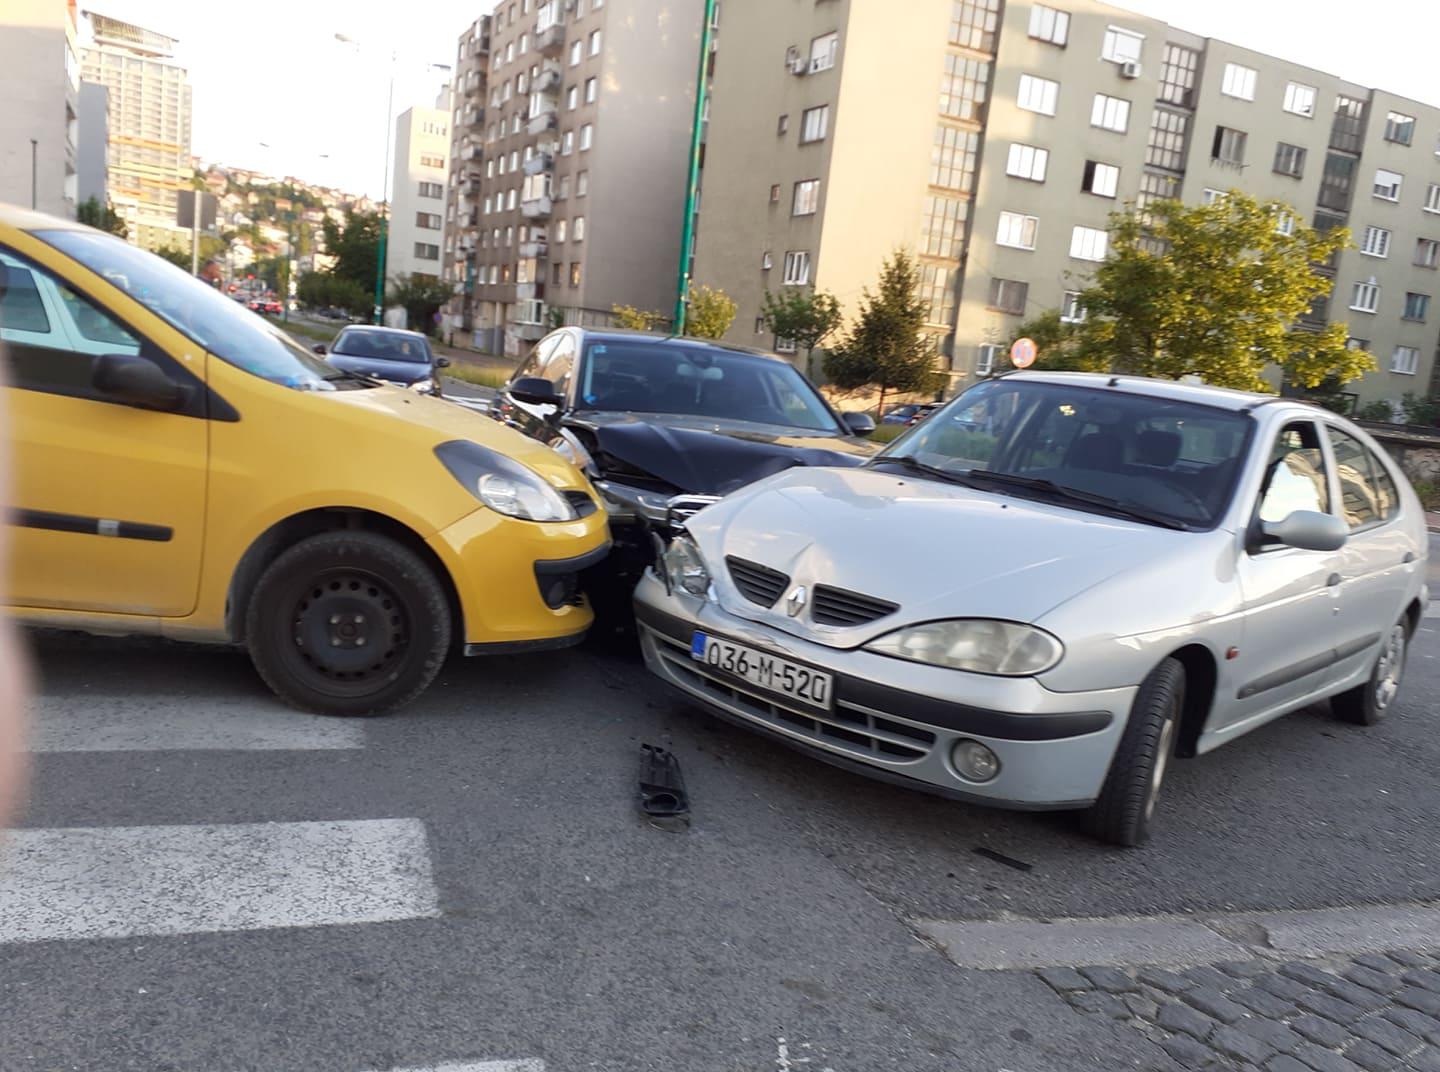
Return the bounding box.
[1028,4,1069,46]
[800,105,829,143]
[769,183,781,203]
[1425,183,1440,213]
[792,179,820,216]
[508,188,518,209]
[996,211,1039,250]
[552,262,564,285]
[783,250,811,286]
[919,264,955,325]
[579,123,593,150]
[1374,169,1403,201]
[761,250,773,270]
[776,114,789,137]
[1403,292,1429,322]
[1200,188,1226,206]
[556,219,568,242]
[1283,82,1317,117]
[754,317,766,335]
[1350,280,1379,313]
[975,344,1000,375]
[1082,161,1119,197]
[1061,291,1087,322]
[1006,143,1048,182]
[1136,170,1179,213]
[1331,94,1366,153]
[573,216,585,241]
[570,262,581,287]
[987,277,1028,314]
[585,77,597,104]
[949,0,1000,52]
[415,211,443,229]
[940,55,989,122]
[414,242,440,260]
[567,85,578,109]
[420,153,446,167]
[1416,238,1440,269]
[1274,210,1296,236]
[1146,108,1189,171]
[569,40,582,66]
[921,195,968,259]
[588,29,602,55]
[419,181,444,198]
[930,125,980,191]
[1070,225,1108,261]
[1017,74,1059,116]
[1385,111,1416,146]
[1221,62,1257,101]
[1211,125,1247,166]
[809,31,839,73]
[1101,26,1143,64]
[1157,43,1198,108]
[1346,337,1369,352]
[1091,94,1130,133]
[1392,346,1419,375]
[557,174,571,199]
[562,130,574,154]
[576,170,588,196]
[483,195,493,214]
[1361,226,1391,258]
[1273,142,1306,178]
[1318,153,1356,210]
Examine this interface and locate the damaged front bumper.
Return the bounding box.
[593,479,719,530]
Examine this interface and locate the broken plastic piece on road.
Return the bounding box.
[974,846,1034,872]
[639,744,689,820]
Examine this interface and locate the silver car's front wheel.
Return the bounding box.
[1333,618,1409,727]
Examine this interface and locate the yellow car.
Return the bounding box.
[0,205,609,714]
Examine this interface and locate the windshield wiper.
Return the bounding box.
[964,470,1189,530]
[870,453,975,487]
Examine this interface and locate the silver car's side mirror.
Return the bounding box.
[1261,510,1348,552]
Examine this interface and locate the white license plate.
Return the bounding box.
[691,632,833,709]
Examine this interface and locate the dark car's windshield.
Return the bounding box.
[877,379,1253,527]
[333,329,432,364]
[576,339,842,433]
[36,228,355,391]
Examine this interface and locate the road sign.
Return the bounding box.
[1010,337,1037,369]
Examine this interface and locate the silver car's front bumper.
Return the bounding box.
[634,572,1136,810]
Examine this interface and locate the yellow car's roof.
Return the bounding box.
[0,202,91,233]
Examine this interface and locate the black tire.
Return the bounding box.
[1332,617,1408,727]
[1082,657,1185,848]
[245,531,451,716]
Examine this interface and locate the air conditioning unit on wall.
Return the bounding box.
[1120,60,1142,79]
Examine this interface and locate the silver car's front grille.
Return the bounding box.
[811,585,899,627]
[649,632,936,763]
[726,556,789,608]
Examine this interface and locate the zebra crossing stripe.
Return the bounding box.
[27,696,365,752]
[0,818,438,943]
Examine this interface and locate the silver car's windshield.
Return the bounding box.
[879,380,1253,527]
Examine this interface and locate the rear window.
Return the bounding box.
[0,262,50,333]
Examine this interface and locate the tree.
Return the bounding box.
[386,276,455,336]
[153,246,192,269]
[1056,191,1374,392]
[761,288,843,375]
[823,249,946,415]
[611,304,665,331]
[297,272,369,315]
[320,209,383,291]
[76,196,127,238]
[685,284,737,340]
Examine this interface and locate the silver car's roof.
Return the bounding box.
[997,371,1274,412]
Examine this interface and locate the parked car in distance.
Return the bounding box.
[881,403,925,425]
[907,402,944,426]
[1,205,609,715]
[492,328,878,626]
[638,371,1428,846]
[315,326,450,396]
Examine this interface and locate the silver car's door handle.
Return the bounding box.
[1327,573,1342,587]
[1404,551,1417,564]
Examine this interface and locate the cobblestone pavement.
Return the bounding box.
[1042,950,1440,1071]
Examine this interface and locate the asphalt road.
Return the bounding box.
[5,547,1439,1072]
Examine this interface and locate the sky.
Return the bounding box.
[81,0,1440,199]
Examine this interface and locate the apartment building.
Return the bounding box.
[459,0,704,355]
[444,15,493,342]
[76,80,109,205]
[698,0,1440,406]
[0,0,80,216]
[81,11,193,252]
[386,94,452,288]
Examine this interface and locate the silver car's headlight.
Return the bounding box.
[434,440,579,523]
[864,619,1063,676]
[661,535,711,596]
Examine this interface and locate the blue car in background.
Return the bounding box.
[315,326,449,395]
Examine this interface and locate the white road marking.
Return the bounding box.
[0,819,438,943]
[1425,601,1440,620]
[366,1063,545,1072]
[915,900,1440,970]
[27,696,364,752]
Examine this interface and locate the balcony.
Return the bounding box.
[515,281,543,300]
[527,108,558,136]
[520,195,553,219]
[535,24,565,55]
[533,63,562,93]
[519,240,548,259]
[461,144,483,162]
[523,152,554,176]
[514,298,548,339]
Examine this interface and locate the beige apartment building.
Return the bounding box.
[697,0,1440,408]
[0,0,81,216]
[444,14,493,341]
[81,11,193,252]
[448,0,704,355]
[386,96,452,287]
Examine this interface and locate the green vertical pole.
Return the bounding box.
[672,0,716,336]
[376,65,395,324]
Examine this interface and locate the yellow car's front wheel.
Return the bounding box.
[245,531,452,716]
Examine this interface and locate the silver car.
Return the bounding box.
[634,372,1429,845]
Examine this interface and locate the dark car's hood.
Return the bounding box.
[328,353,431,384]
[568,410,877,495]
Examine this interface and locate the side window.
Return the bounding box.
[1327,427,1397,529]
[512,334,559,382]
[0,258,54,337]
[540,334,576,396]
[1258,421,1330,524]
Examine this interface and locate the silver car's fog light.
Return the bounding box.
[662,535,711,597]
[952,739,1000,783]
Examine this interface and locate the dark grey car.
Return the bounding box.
[315,327,449,395]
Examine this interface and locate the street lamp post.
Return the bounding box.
[672,0,718,336]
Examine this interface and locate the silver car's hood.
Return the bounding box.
[686,466,1189,644]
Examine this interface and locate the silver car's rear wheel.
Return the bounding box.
[1333,618,1409,727]
[1081,657,1184,848]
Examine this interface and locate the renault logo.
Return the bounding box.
[785,585,808,618]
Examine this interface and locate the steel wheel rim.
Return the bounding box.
[286,569,409,698]
[1145,713,1177,822]
[1374,625,1406,711]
